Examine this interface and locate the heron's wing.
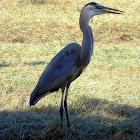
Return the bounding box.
[34,43,81,95]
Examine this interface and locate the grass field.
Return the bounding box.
[0,0,140,139]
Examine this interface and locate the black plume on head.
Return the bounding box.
[84,2,97,7]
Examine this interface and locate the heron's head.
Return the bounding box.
[81,2,124,19]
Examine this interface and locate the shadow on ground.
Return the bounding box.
[23,61,45,66]
[0,63,11,67]
[0,96,140,140]
[0,61,45,67]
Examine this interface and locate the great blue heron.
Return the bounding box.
[30,2,123,129]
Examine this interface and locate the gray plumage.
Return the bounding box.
[31,43,82,104]
[30,2,123,129]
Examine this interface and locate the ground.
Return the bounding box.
[0,0,140,139]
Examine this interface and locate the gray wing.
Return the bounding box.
[34,43,81,95]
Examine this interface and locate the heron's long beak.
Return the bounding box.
[101,6,124,14]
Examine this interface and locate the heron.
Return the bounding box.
[30,2,123,129]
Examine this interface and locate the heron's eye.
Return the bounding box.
[97,6,101,9]
[95,4,101,9]
[94,5,98,8]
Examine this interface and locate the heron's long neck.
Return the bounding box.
[79,14,94,67]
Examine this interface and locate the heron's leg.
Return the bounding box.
[64,85,70,128]
[60,88,65,129]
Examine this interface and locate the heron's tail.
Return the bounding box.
[30,87,38,106]
[30,86,51,106]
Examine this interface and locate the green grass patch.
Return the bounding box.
[0,0,140,139]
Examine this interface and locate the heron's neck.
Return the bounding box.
[79,14,94,67]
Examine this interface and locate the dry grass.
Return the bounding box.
[0,0,140,139]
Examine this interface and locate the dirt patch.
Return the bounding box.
[120,34,133,41]
[12,37,25,43]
